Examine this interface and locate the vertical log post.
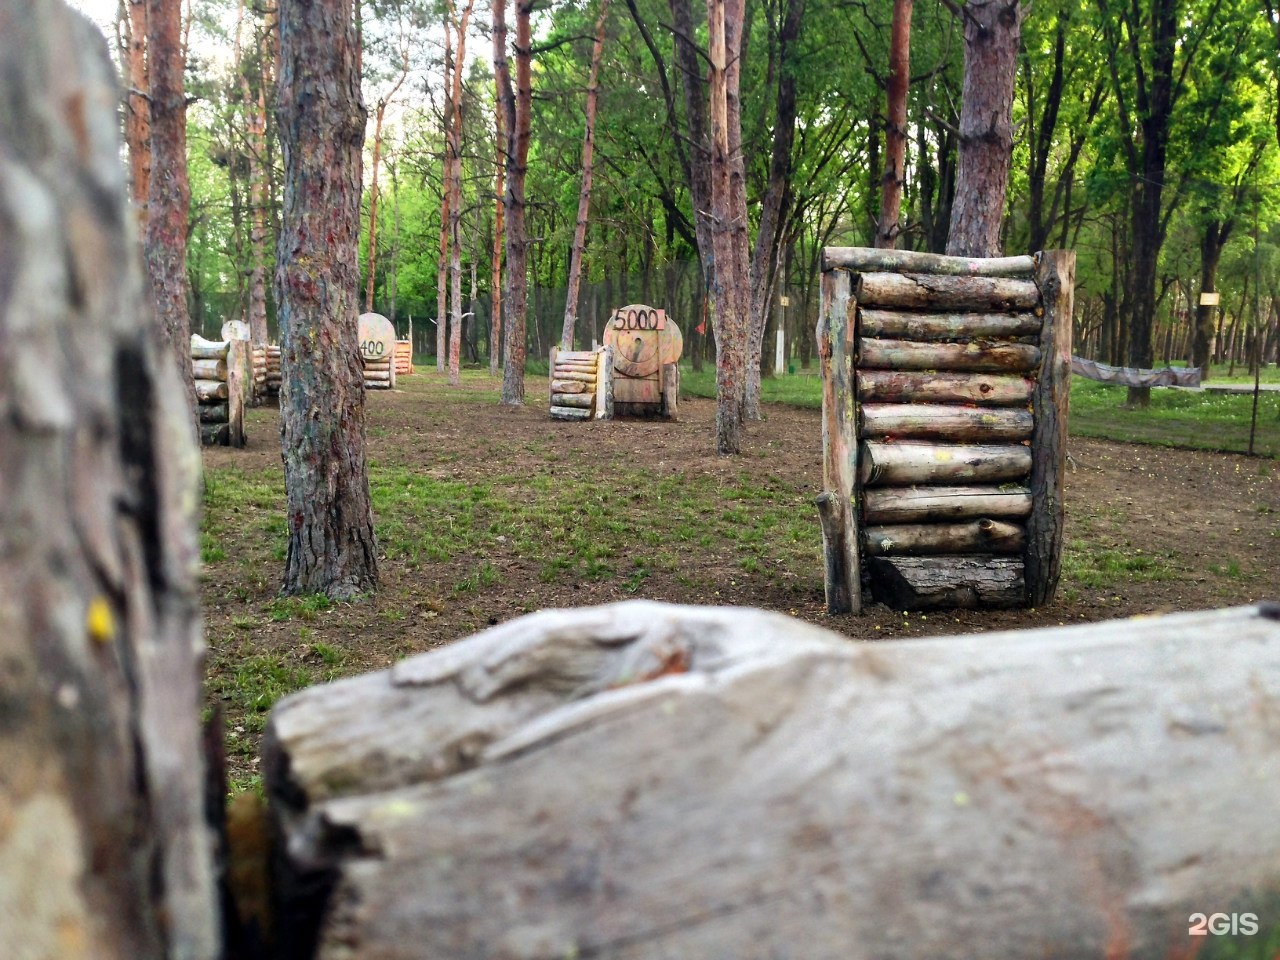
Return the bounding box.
[227,339,247,447]
[816,269,861,613]
[1025,250,1074,606]
[549,345,558,413]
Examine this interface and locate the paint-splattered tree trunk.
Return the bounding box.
[945,0,1020,258]
[275,0,378,600]
[498,0,532,405]
[0,4,217,955]
[123,0,150,222]
[145,0,195,408]
[560,0,610,351]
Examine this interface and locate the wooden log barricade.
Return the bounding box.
[816,247,1074,612]
[602,304,682,418]
[393,339,413,377]
[548,345,612,420]
[190,334,246,447]
[358,312,397,391]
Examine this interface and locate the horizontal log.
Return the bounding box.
[555,362,599,374]
[191,357,227,381]
[199,422,229,446]
[859,338,1041,372]
[823,247,1037,277]
[863,485,1032,523]
[860,403,1033,441]
[363,359,392,370]
[190,341,229,360]
[864,519,1026,556]
[550,405,592,420]
[198,401,229,424]
[194,379,228,402]
[857,370,1034,406]
[552,370,597,384]
[364,381,392,390]
[856,272,1042,312]
[859,309,1041,341]
[550,379,589,394]
[555,349,599,361]
[363,371,391,382]
[860,441,1031,486]
[264,600,1280,960]
[551,392,593,408]
[868,555,1025,609]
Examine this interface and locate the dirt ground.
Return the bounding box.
[201,373,1279,779]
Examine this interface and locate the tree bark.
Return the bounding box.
[263,600,1280,959]
[275,0,378,599]
[145,0,196,409]
[945,0,1021,258]
[0,5,217,955]
[1193,219,1230,378]
[447,0,477,387]
[490,68,505,376]
[436,14,453,373]
[123,0,151,222]
[560,0,610,351]
[876,0,911,249]
[498,0,532,405]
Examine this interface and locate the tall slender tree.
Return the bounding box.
[490,70,505,376]
[448,0,477,385]
[145,0,195,405]
[275,0,378,598]
[497,0,532,405]
[122,0,150,222]
[876,0,911,248]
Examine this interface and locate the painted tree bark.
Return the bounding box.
[275,0,378,599]
[707,0,750,453]
[123,0,151,221]
[945,0,1021,258]
[447,0,477,386]
[490,77,505,377]
[0,4,217,955]
[876,0,911,249]
[436,14,453,373]
[743,0,803,419]
[145,0,196,407]
[497,0,532,405]
[559,0,610,351]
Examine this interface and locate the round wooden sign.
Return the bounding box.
[358,312,396,361]
[603,304,682,379]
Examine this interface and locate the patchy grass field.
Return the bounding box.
[201,369,1280,789]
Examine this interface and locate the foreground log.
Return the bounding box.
[549,404,591,420]
[199,401,230,424]
[868,555,1024,608]
[552,370,597,384]
[550,379,589,394]
[200,422,230,445]
[0,6,218,954]
[857,369,1034,406]
[195,378,229,401]
[859,338,1040,372]
[191,336,231,360]
[823,247,1037,277]
[856,272,1041,311]
[860,441,1031,485]
[860,403,1033,441]
[192,357,227,381]
[864,484,1032,523]
[865,518,1025,555]
[858,308,1041,341]
[551,392,593,408]
[264,600,1280,960]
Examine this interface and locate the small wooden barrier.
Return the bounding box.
[264,344,282,398]
[393,339,413,377]
[602,303,682,418]
[817,247,1073,613]
[358,312,396,390]
[548,345,612,420]
[191,334,246,446]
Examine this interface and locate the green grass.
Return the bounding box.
[680,365,1280,457]
[1060,540,1174,590]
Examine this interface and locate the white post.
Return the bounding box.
[775,327,785,375]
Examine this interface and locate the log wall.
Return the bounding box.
[191,334,245,447]
[548,346,613,420]
[817,247,1074,612]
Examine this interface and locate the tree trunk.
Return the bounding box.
[436,14,453,373]
[0,5,217,954]
[275,0,378,599]
[447,0,476,386]
[1193,219,1230,378]
[560,0,610,351]
[498,0,532,405]
[365,101,387,314]
[237,1,271,347]
[707,0,750,453]
[945,0,1021,258]
[123,0,151,222]
[876,0,911,249]
[743,0,803,419]
[490,67,505,377]
[145,0,196,410]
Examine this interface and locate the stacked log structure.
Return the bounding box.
[549,346,613,420]
[363,354,395,390]
[394,339,413,377]
[264,344,282,398]
[817,248,1074,612]
[359,312,397,390]
[191,334,246,446]
[250,344,269,403]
